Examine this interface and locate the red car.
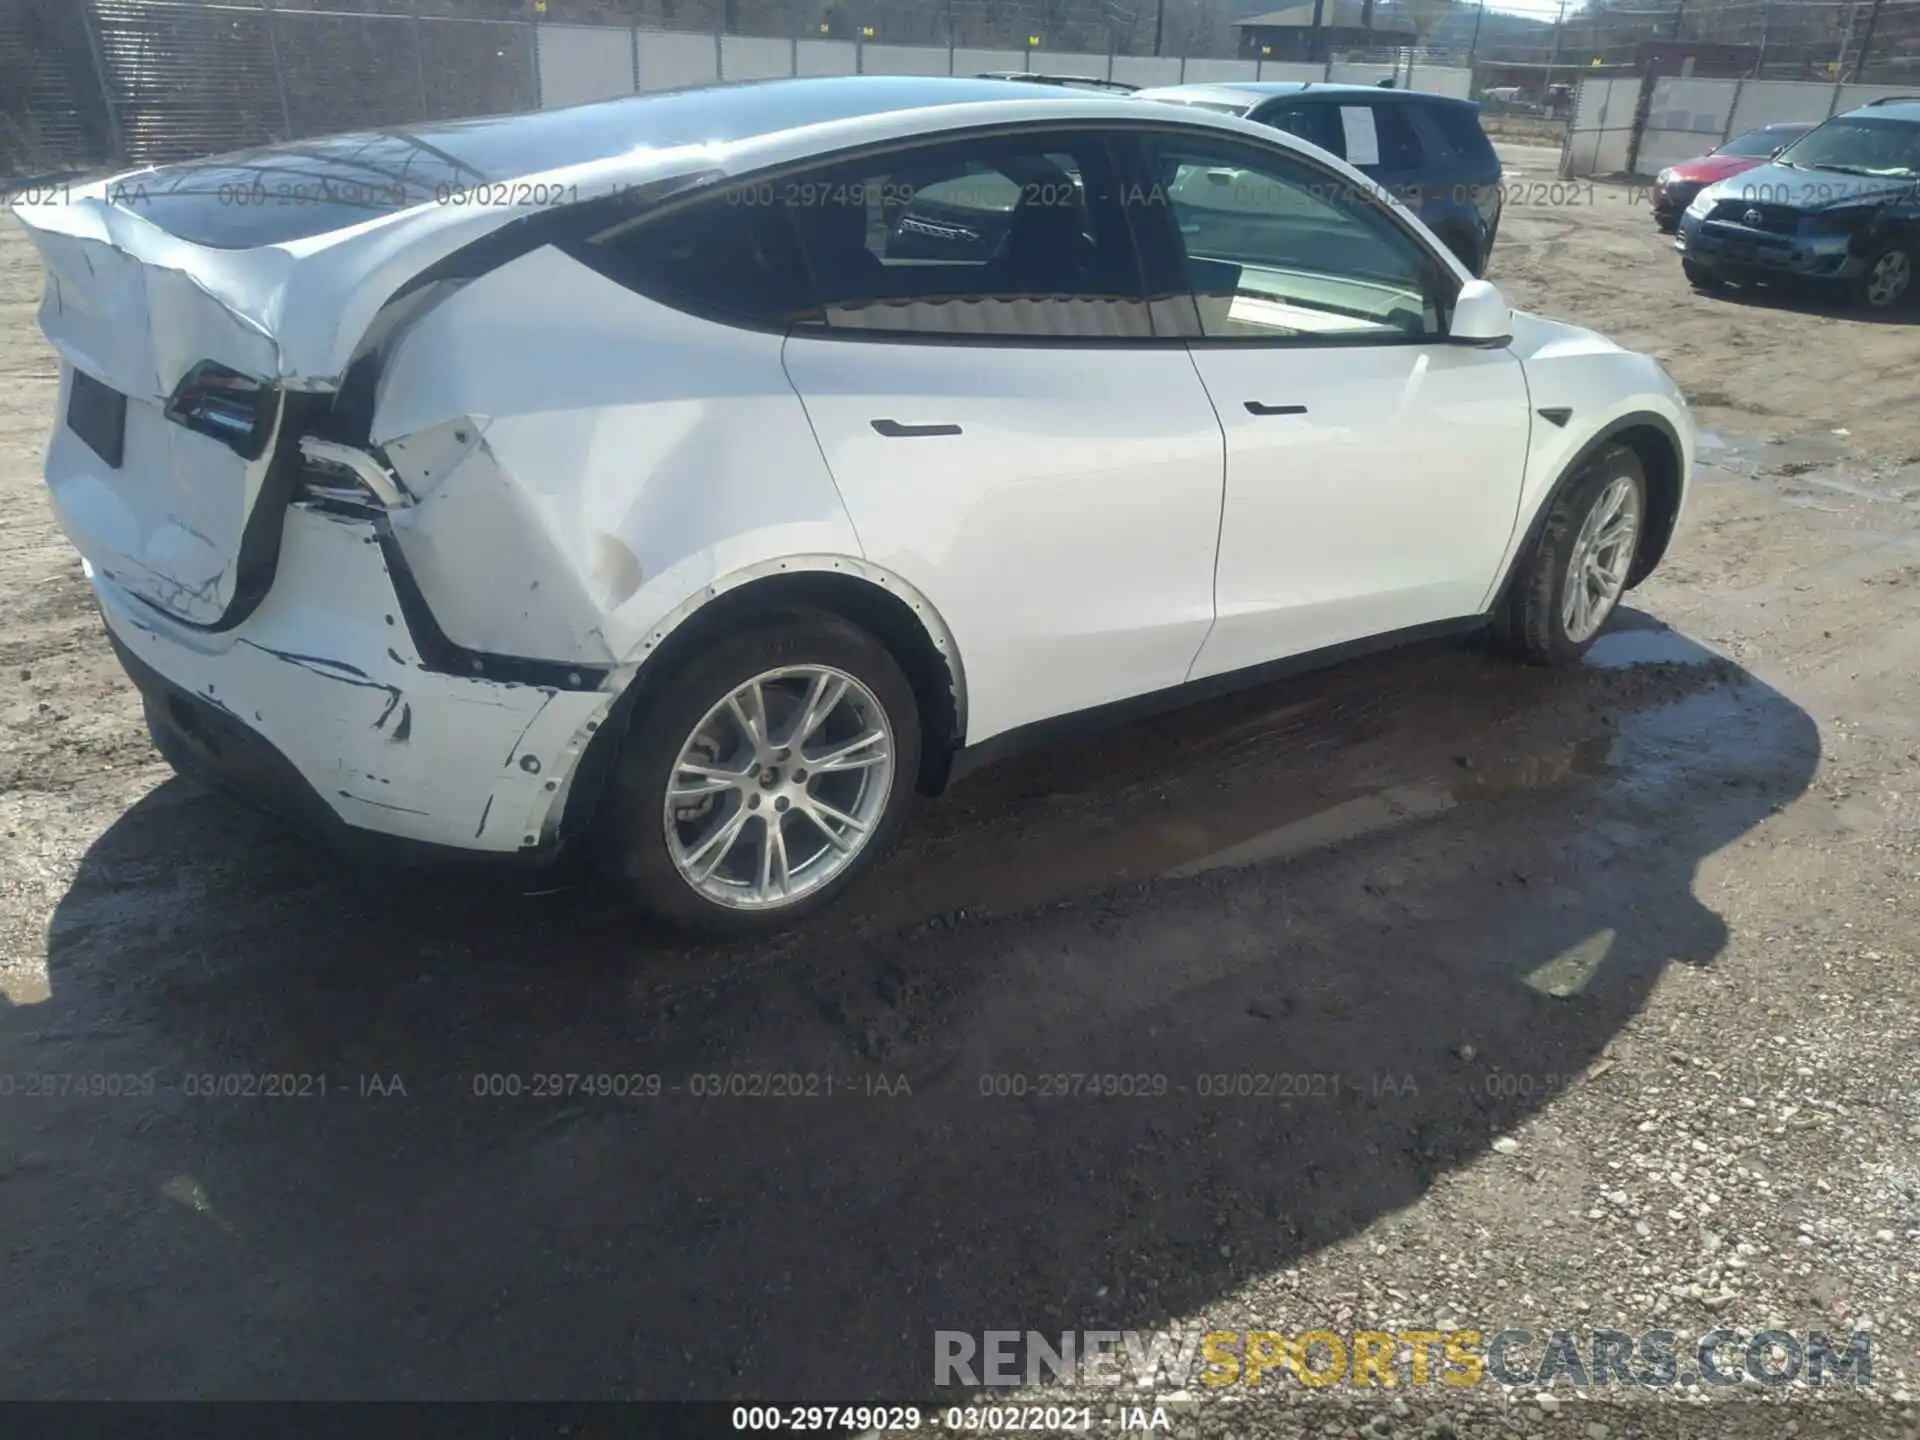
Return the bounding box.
[1651,122,1816,232]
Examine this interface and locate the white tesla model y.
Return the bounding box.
[14,77,1693,933]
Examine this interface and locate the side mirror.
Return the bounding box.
[1769,144,1787,157]
[1450,278,1513,347]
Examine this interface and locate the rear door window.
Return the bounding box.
[778,130,1151,339]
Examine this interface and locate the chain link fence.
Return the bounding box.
[3,0,1482,177]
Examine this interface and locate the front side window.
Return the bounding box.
[1136,133,1452,342]
[780,130,1150,339]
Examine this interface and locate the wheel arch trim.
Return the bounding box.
[558,556,969,839]
[1486,408,1688,613]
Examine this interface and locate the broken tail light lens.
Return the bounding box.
[164,361,276,461]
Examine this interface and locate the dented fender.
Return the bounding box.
[372,245,878,673]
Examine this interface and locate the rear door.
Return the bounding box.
[775,128,1228,744]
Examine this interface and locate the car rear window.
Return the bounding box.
[1422,102,1496,166]
[107,119,676,249]
[103,79,1061,249]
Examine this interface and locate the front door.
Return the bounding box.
[1125,129,1532,681]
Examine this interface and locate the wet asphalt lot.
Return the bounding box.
[4,152,1920,1433]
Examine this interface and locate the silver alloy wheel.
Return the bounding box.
[1561,473,1643,644]
[1866,249,1912,308]
[663,664,895,910]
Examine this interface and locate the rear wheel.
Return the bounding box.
[598,612,920,935]
[1493,445,1647,666]
[1441,228,1483,276]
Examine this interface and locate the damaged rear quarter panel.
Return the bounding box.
[372,244,864,665]
[97,503,610,851]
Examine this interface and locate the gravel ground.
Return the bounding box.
[1,146,1918,1437]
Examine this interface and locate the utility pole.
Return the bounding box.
[1547,0,1567,84]
[1153,0,1164,54]
[1836,0,1861,80]
[1852,0,1885,80]
[1671,0,1684,40]
[1465,0,1484,71]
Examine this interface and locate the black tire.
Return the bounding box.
[1442,229,1483,276]
[1681,258,1719,290]
[1493,444,1648,667]
[597,610,921,935]
[1854,241,1915,311]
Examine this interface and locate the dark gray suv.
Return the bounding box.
[1133,81,1505,275]
[1675,97,1920,310]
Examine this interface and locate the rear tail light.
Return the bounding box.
[164,361,276,460]
[297,437,408,510]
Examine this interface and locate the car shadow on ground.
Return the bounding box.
[2,611,1819,1399]
[1695,274,1920,325]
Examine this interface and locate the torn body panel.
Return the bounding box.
[373,245,865,666]
[97,502,612,851]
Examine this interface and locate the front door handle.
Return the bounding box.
[872,419,963,438]
[1244,402,1308,417]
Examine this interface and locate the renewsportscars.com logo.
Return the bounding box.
[934,1327,1873,1390]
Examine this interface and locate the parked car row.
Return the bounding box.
[1664,98,1920,311]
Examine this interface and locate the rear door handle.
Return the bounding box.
[1244,402,1308,417]
[871,419,963,438]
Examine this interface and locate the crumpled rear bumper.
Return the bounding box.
[96,501,617,856]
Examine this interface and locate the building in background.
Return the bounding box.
[1233,1,1416,62]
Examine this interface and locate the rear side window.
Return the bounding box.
[565,193,819,329]
[1370,104,1426,171]
[1422,103,1497,167]
[780,131,1151,340]
[1264,104,1346,160]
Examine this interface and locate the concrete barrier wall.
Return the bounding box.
[634,31,718,92]
[796,39,859,77]
[536,23,634,108]
[722,35,793,82]
[1110,55,1182,88]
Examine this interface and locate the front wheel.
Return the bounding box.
[598,612,920,935]
[1681,258,1719,289]
[1855,242,1914,311]
[1493,445,1647,666]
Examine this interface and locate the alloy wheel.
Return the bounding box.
[1561,473,1642,644]
[663,665,895,910]
[1866,249,1912,309]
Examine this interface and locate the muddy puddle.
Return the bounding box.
[849,617,1736,933]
